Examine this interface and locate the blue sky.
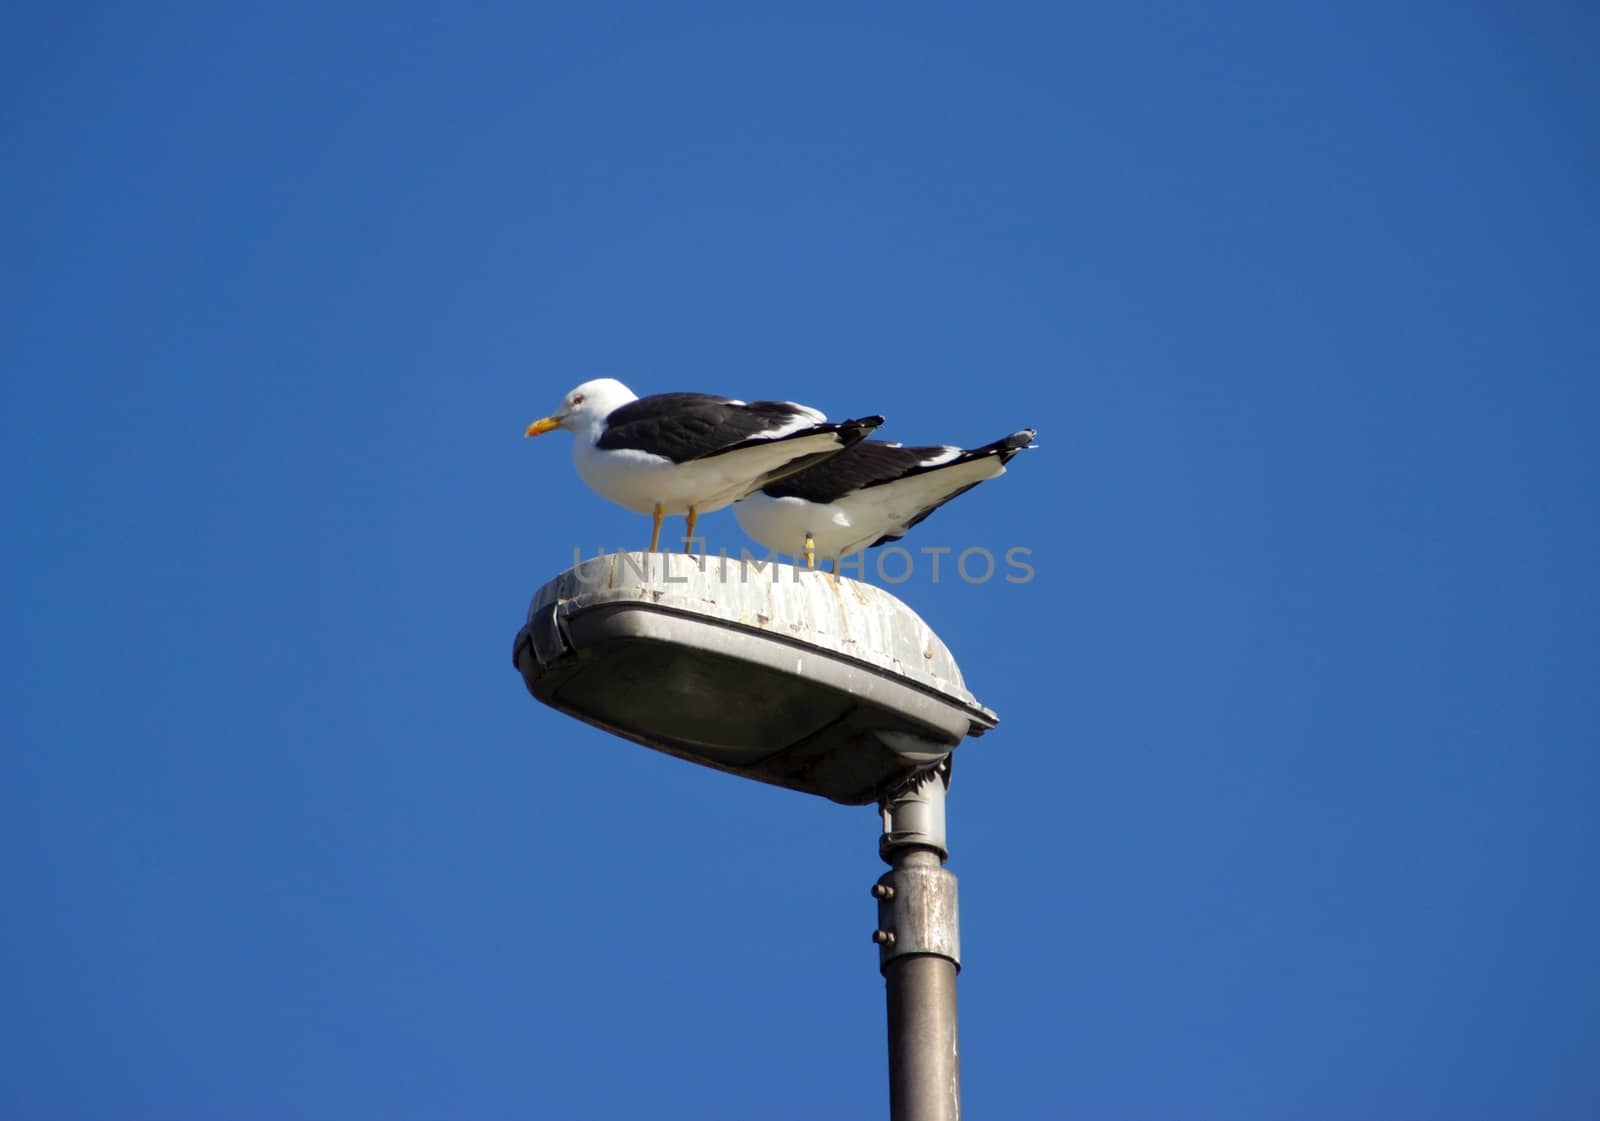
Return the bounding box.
[4,3,1596,1118]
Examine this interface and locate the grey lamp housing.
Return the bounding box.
[512,552,997,805]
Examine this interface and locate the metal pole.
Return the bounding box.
[874,765,961,1121]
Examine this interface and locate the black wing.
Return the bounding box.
[763,429,1035,503]
[597,393,829,464]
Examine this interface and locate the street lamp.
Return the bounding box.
[512,551,997,1121]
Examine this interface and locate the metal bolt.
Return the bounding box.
[872,883,895,900]
[872,930,896,945]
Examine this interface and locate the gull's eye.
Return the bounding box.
[572,394,585,405]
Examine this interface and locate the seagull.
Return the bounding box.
[525,378,885,552]
[733,429,1036,571]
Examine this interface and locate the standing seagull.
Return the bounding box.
[734,429,1036,570]
[525,378,884,552]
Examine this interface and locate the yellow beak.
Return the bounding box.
[524,415,563,437]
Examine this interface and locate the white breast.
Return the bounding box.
[734,492,863,559]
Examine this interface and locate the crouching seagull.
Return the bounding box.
[733,428,1036,571]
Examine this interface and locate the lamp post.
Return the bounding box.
[513,551,996,1121]
[877,765,961,1121]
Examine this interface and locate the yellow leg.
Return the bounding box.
[649,503,664,552]
[683,506,698,553]
[804,533,816,570]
